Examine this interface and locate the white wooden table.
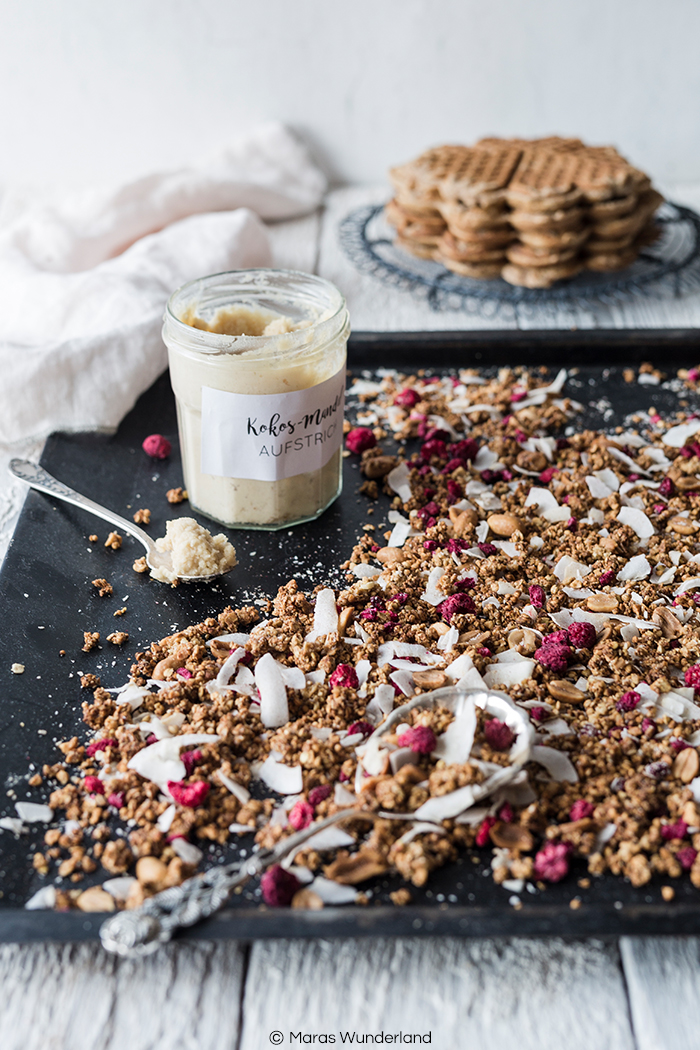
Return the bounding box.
[3,185,700,1050]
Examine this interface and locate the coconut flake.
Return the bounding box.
[674,576,700,595]
[171,838,203,865]
[24,886,57,910]
[15,802,53,823]
[206,632,251,648]
[421,567,448,606]
[437,626,459,652]
[157,804,176,832]
[553,555,592,584]
[228,823,256,835]
[215,769,250,805]
[390,670,415,696]
[586,475,614,499]
[258,754,303,795]
[396,822,448,847]
[386,462,412,503]
[365,684,396,724]
[351,564,382,579]
[308,588,339,640]
[0,817,26,835]
[530,745,578,782]
[432,695,476,766]
[309,876,358,904]
[617,507,655,538]
[334,783,359,807]
[663,419,700,448]
[127,733,220,790]
[102,876,138,901]
[484,657,535,689]
[255,652,289,728]
[617,555,651,582]
[206,647,246,697]
[300,825,355,852]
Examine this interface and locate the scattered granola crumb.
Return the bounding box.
[569,897,582,910]
[91,578,113,598]
[390,888,412,906]
[81,632,100,652]
[80,674,100,689]
[104,532,122,550]
[661,885,675,902]
[11,663,25,674]
[133,509,151,525]
[132,557,148,573]
[88,534,98,543]
[106,632,128,646]
[113,607,127,617]
[166,488,187,504]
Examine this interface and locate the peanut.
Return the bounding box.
[668,515,698,535]
[412,669,448,690]
[449,506,478,536]
[489,821,534,851]
[487,513,524,538]
[673,747,700,783]
[507,628,538,655]
[291,888,324,910]
[547,680,586,704]
[516,450,547,472]
[587,594,618,613]
[675,475,700,491]
[362,455,397,480]
[76,886,116,913]
[375,547,405,565]
[652,606,682,639]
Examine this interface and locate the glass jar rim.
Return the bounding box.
[163,268,348,357]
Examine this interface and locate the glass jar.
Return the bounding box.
[162,269,350,529]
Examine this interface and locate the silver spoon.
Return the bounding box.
[9,458,231,584]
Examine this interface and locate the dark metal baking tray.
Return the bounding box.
[3,328,700,944]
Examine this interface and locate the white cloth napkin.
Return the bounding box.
[0,122,327,444]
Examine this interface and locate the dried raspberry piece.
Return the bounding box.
[534,842,570,882]
[483,718,514,751]
[146,733,158,746]
[616,690,640,713]
[261,864,301,907]
[394,592,409,604]
[652,503,665,514]
[680,447,694,459]
[443,458,465,474]
[438,592,476,623]
[177,667,193,679]
[497,802,513,823]
[307,784,332,807]
[422,500,440,517]
[288,800,314,831]
[569,800,594,821]
[477,542,497,557]
[599,570,615,586]
[641,717,656,734]
[510,387,527,403]
[450,438,479,462]
[446,480,463,502]
[394,388,420,408]
[107,792,125,809]
[446,538,469,554]
[346,428,376,455]
[556,438,570,450]
[565,517,578,532]
[348,721,373,739]
[396,725,437,754]
[85,738,118,757]
[83,775,105,795]
[421,439,448,462]
[167,780,210,807]
[543,630,570,646]
[515,429,527,442]
[670,738,689,752]
[688,368,700,383]
[329,663,359,690]
[478,646,491,657]
[659,477,675,498]
[567,622,596,649]
[338,770,350,783]
[530,706,547,722]
[181,749,202,775]
[423,540,438,552]
[677,847,698,870]
[475,816,496,847]
[142,433,171,459]
[685,665,700,689]
[661,820,688,840]
[538,466,558,484]
[534,643,571,673]
[426,428,451,443]
[528,585,545,608]
[480,469,503,484]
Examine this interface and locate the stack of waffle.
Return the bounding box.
[387,137,663,287]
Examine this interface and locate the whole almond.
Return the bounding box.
[412,669,448,690]
[507,627,538,655]
[76,886,116,913]
[489,821,534,851]
[516,450,547,472]
[547,679,586,704]
[291,888,324,910]
[652,606,682,639]
[673,747,700,783]
[375,547,405,565]
[668,515,698,535]
[587,594,618,613]
[338,607,355,634]
[449,506,478,536]
[487,513,524,538]
[675,475,700,491]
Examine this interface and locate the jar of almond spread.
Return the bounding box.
[162,270,349,529]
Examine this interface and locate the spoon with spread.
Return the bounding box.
[9,459,237,584]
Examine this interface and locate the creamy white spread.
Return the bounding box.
[151,517,237,583]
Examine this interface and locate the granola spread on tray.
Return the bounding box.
[18,362,700,913]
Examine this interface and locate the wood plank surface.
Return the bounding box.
[620,937,700,1050]
[240,937,635,1050]
[0,941,247,1050]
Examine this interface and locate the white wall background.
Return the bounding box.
[1,0,699,192]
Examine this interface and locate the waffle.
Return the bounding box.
[385,136,663,287]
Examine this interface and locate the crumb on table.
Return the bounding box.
[106,631,128,646]
[132,557,148,574]
[104,532,122,550]
[82,632,100,652]
[91,578,113,598]
[114,607,127,617]
[80,674,101,690]
[166,487,187,504]
[133,509,151,525]
[89,534,98,543]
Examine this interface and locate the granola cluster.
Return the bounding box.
[22,362,700,912]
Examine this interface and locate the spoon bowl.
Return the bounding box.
[9,459,234,584]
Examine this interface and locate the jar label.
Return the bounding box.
[200,368,346,481]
